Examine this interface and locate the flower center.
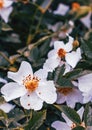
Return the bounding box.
[23,74,39,92]
[57,88,73,95]
[57,48,66,58]
[0,0,4,9]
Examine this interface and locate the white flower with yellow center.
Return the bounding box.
[0,0,13,23]
[78,73,92,103]
[1,61,57,110]
[43,35,81,72]
[51,107,85,130]
[56,87,83,108]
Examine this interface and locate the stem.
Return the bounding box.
[0,51,11,64]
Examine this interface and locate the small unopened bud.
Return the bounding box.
[73,40,79,48]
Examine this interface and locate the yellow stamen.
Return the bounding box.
[0,0,4,9]
[57,48,66,58]
[23,74,39,92]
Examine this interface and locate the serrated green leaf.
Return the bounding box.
[25,110,46,130]
[72,126,85,130]
[54,105,81,125]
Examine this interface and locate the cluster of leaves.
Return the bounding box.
[0,0,92,130]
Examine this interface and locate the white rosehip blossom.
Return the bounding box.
[0,0,13,23]
[56,86,83,108]
[1,61,57,110]
[52,107,85,130]
[43,35,81,72]
[0,103,15,113]
[78,73,92,103]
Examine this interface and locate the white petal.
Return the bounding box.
[34,69,48,80]
[0,77,7,84]
[64,35,74,52]
[62,113,73,127]
[3,0,13,7]
[1,82,27,101]
[36,81,57,104]
[65,48,81,68]
[0,7,13,23]
[43,57,60,72]
[56,92,66,104]
[0,103,15,113]
[53,3,69,16]
[77,107,84,120]
[48,50,57,58]
[80,12,91,29]
[54,41,65,50]
[8,61,33,84]
[51,121,71,130]
[82,92,92,103]
[20,92,43,110]
[66,88,83,108]
[78,73,92,93]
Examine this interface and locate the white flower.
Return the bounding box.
[0,103,15,113]
[0,0,13,23]
[78,73,92,103]
[43,35,81,72]
[56,87,83,108]
[1,61,57,110]
[53,3,69,16]
[51,107,85,130]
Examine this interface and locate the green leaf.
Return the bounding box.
[25,110,46,130]
[0,110,7,119]
[86,106,92,126]
[56,77,73,88]
[64,69,82,80]
[1,22,13,31]
[72,126,85,130]
[84,102,90,126]
[81,39,92,59]
[54,105,82,125]
[39,39,50,57]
